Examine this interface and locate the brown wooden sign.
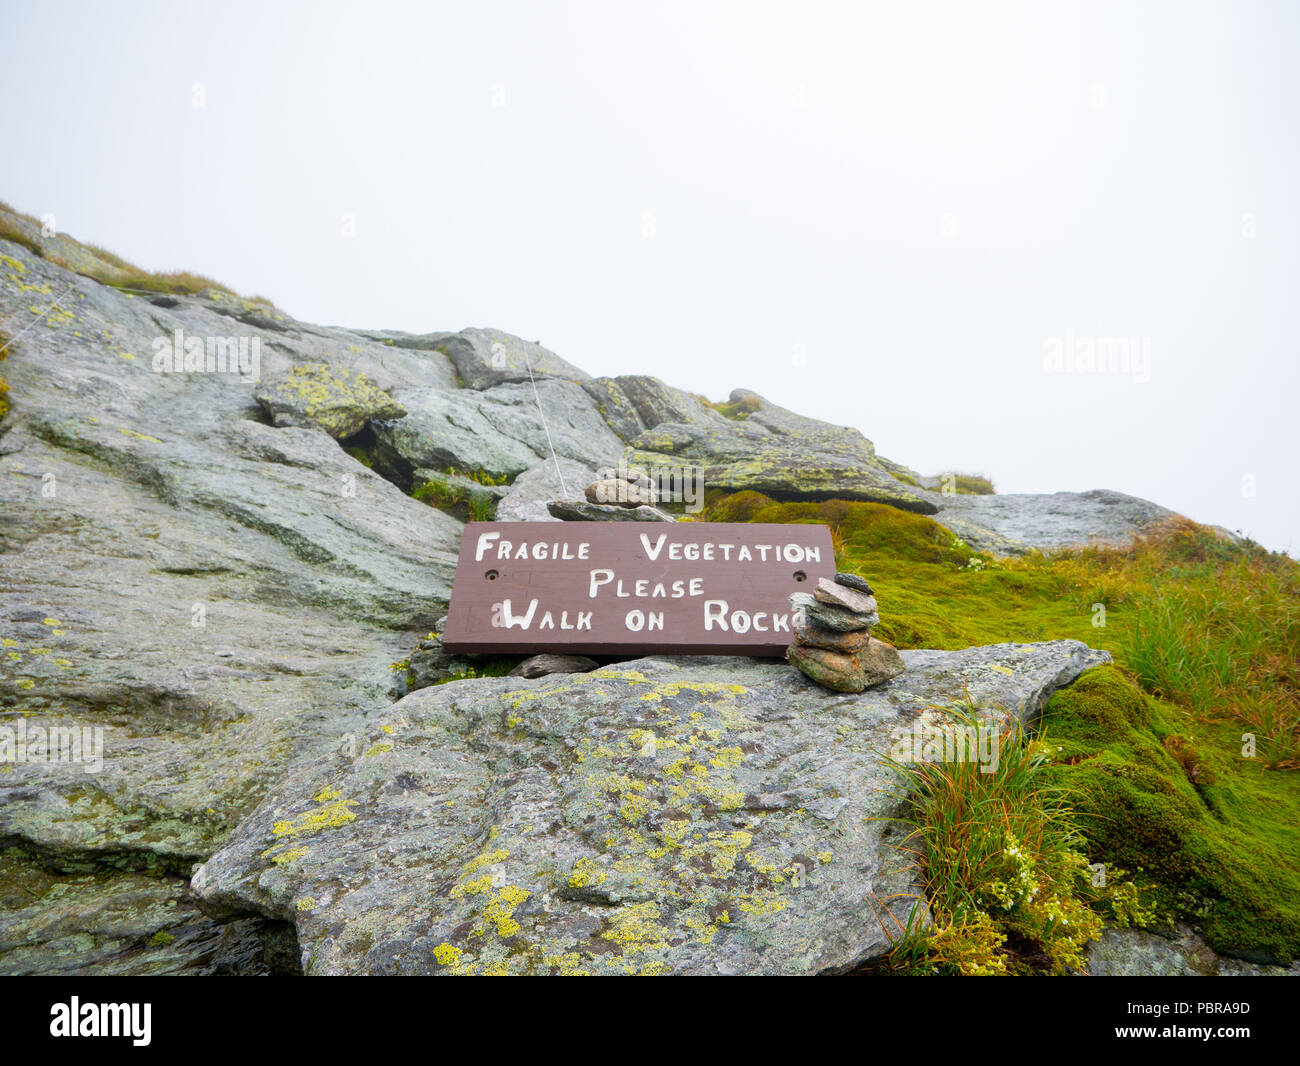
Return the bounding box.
[442,522,836,656]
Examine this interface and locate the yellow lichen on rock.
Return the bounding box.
[568,857,607,889]
[483,886,529,937]
[272,846,308,865]
[271,796,358,839]
[461,846,509,875]
[433,942,463,967]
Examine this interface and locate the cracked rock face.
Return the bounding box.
[624,389,939,515]
[192,641,1109,975]
[426,327,590,391]
[371,378,624,488]
[0,234,468,973]
[0,850,297,976]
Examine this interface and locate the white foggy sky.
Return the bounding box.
[2,0,1296,553]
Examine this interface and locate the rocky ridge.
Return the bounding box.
[0,210,1225,975]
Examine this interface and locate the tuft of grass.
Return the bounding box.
[0,200,271,305]
[110,270,234,298]
[1120,572,1297,768]
[412,480,460,509]
[699,393,761,420]
[869,699,1150,975]
[937,471,996,495]
[412,467,504,522]
[78,240,139,273]
[433,659,516,685]
[0,212,45,259]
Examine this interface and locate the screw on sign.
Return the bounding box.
[441,523,837,657]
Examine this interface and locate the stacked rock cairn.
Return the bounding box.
[786,573,906,692]
[548,465,676,522]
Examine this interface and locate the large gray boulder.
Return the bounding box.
[583,376,726,440]
[426,327,590,390]
[370,378,624,488]
[192,640,1109,975]
[624,389,936,513]
[921,488,1186,556]
[496,458,596,523]
[1086,924,1300,977]
[581,377,654,441]
[254,363,405,439]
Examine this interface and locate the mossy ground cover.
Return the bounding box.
[412,467,505,523]
[1039,668,1300,962]
[703,490,1300,967]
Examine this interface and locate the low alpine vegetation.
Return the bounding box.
[704,490,1300,966]
[937,472,996,495]
[412,467,506,523]
[1,200,269,304]
[871,702,1152,975]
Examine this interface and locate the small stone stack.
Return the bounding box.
[787,573,905,693]
[547,466,676,522]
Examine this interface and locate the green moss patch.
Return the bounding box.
[412,467,505,523]
[1039,667,1300,962]
[432,658,518,685]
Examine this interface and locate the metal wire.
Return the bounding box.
[523,347,569,499]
